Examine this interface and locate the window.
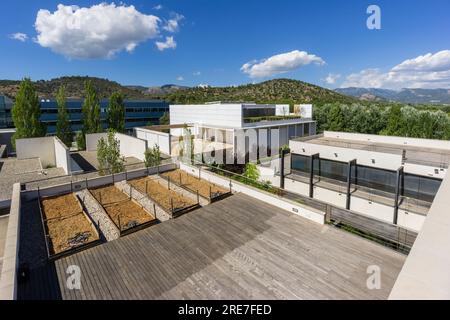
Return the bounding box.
[303,123,310,136]
[403,173,441,202]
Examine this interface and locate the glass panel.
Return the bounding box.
[291,154,310,174]
[404,173,441,202]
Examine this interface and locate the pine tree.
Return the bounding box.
[107,92,125,132]
[55,85,73,147]
[11,78,46,149]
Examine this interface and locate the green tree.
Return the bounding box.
[97,130,125,175]
[79,80,102,149]
[382,105,404,136]
[326,104,344,131]
[107,92,125,132]
[55,85,73,147]
[243,163,260,181]
[11,78,46,148]
[144,144,161,168]
[159,112,170,125]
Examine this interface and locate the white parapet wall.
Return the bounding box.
[179,162,325,224]
[16,136,72,174]
[389,171,450,299]
[134,127,171,155]
[325,131,450,151]
[86,132,148,161]
[0,183,21,300]
[290,139,402,171]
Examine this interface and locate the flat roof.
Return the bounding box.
[18,193,405,299]
[295,135,450,168]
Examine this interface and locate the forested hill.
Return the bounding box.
[0,76,147,100]
[156,79,356,105]
[0,77,356,105]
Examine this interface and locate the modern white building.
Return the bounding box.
[259,131,450,233]
[169,102,316,160]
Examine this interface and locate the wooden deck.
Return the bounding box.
[18,193,405,300]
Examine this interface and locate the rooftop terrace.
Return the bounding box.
[295,133,450,168]
[18,193,405,300]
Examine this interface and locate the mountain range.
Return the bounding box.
[336,87,450,105]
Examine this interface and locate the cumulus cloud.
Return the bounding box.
[341,50,450,89]
[34,3,161,59]
[241,50,325,78]
[176,75,184,81]
[325,73,341,85]
[9,33,28,42]
[193,71,201,76]
[155,36,177,51]
[153,4,163,10]
[163,13,184,33]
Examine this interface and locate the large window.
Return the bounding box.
[243,107,275,118]
[403,174,441,202]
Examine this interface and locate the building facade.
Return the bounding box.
[169,102,316,160]
[0,95,169,134]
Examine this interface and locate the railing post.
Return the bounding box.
[346,159,356,210]
[309,153,319,198]
[171,198,174,216]
[393,166,404,225]
[168,176,171,190]
[197,190,200,204]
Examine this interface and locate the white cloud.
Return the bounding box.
[34,3,160,59]
[342,50,450,89]
[197,83,210,88]
[193,71,201,76]
[153,4,163,10]
[163,13,184,33]
[155,36,177,51]
[325,73,341,85]
[176,76,184,81]
[9,33,28,42]
[241,50,325,78]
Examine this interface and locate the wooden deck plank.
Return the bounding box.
[20,193,406,300]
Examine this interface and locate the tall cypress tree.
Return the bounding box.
[11,78,46,149]
[78,80,102,149]
[107,92,125,132]
[55,85,73,147]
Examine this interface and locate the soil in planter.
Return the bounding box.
[90,185,154,231]
[41,193,99,255]
[161,169,228,199]
[129,177,196,212]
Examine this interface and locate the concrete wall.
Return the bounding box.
[16,136,71,174]
[403,162,447,179]
[85,132,108,152]
[179,162,325,225]
[390,171,450,299]
[170,104,243,135]
[135,127,171,155]
[54,137,71,174]
[0,183,21,300]
[86,132,148,161]
[325,131,450,151]
[289,140,403,171]
[16,137,55,168]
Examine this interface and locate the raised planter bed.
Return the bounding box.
[39,192,101,260]
[128,176,200,218]
[161,169,232,203]
[89,185,158,236]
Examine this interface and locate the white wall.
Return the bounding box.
[135,127,171,155]
[170,104,243,135]
[275,104,290,116]
[16,137,55,168]
[403,163,447,179]
[54,137,71,174]
[325,131,450,151]
[16,137,72,174]
[289,140,403,171]
[85,133,108,152]
[86,132,148,161]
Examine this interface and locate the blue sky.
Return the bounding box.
[1,0,450,89]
